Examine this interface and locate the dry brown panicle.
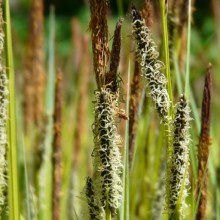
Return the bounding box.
[52,69,63,220]
[89,0,110,89]
[24,0,45,131]
[196,63,212,220]
[107,18,123,93]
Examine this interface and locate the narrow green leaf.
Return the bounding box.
[4,0,20,219]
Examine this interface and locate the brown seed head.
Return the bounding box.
[89,0,110,89]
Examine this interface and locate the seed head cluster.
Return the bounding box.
[166,95,190,217]
[131,6,170,122]
[84,88,123,219]
[91,88,123,212]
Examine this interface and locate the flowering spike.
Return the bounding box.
[166,95,191,218]
[92,88,123,213]
[131,6,170,122]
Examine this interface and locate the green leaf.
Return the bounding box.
[4,0,20,219]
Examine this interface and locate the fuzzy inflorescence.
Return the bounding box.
[87,2,123,218]
[0,1,8,212]
[166,95,190,218]
[91,88,123,215]
[131,6,170,122]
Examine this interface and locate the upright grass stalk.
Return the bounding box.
[38,6,55,220]
[4,0,20,219]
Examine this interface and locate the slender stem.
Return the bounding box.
[46,6,56,113]
[106,204,112,220]
[184,0,192,99]
[4,0,20,219]
[39,6,55,220]
[121,61,130,220]
[159,0,173,108]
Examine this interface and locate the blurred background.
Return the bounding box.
[8,0,220,219]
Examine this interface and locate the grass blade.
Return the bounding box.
[38,6,55,220]
[4,0,20,219]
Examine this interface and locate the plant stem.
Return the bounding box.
[185,0,192,99]
[39,6,55,220]
[106,205,112,220]
[4,0,20,219]
[121,61,130,220]
[159,0,173,109]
